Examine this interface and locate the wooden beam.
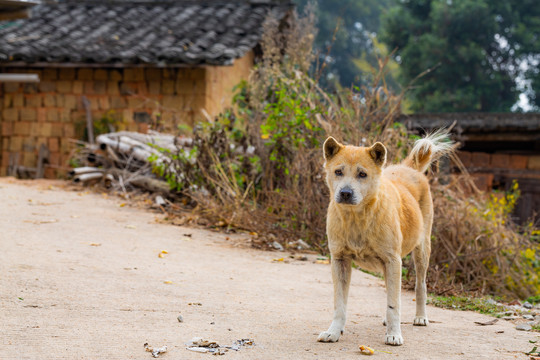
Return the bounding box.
[0,73,40,82]
[0,8,29,21]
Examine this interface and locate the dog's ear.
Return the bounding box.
[323,137,343,161]
[368,142,387,167]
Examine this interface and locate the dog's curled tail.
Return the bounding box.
[403,129,454,173]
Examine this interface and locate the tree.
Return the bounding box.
[381,0,540,112]
[294,0,397,89]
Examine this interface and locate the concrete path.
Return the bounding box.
[0,178,537,359]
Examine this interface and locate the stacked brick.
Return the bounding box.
[457,151,540,191]
[0,67,206,177]
[0,53,252,178]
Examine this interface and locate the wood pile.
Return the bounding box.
[70,131,192,196]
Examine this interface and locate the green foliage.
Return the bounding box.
[94,110,119,136]
[381,0,540,112]
[261,77,324,174]
[294,0,399,90]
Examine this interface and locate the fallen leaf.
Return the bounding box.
[359,345,374,355]
[90,243,101,247]
[39,219,58,224]
[163,281,173,284]
[272,258,284,262]
[161,250,168,254]
[316,259,330,264]
[158,253,164,258]
[119,203,126,207]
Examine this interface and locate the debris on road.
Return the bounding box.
[474,319,498,326]
[177,315,184,323]
[144,343,167,358]
[185,338,254,355]
[359,345,374,355]
[288,239,310,250]
[315,257,330,264]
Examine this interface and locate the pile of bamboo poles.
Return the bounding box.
[70,131,191,196]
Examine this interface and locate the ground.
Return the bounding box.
[0,178,537,359]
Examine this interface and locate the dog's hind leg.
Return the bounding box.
[384,257,403,346]
[412,240,430,326]
[317,256,351,343]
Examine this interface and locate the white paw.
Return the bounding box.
[413,316,429,326]
[385,334,403,346]
[317,330,341,343]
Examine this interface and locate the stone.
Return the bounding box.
[515,323,531,331]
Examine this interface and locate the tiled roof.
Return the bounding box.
[0,0,290,66]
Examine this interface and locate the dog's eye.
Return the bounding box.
[335,169,343,176]
[358,171,367,178]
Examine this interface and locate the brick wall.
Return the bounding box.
[0,51,253,178]
[457,150,540,191]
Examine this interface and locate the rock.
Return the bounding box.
[272,241,284,251]
[496,311,515,317]
[523,314,535,320]
[177,315,184,323]
[523,301,533,309]
[515,323,532,331]
[509,304,522,311]
[485,298,497,305]
[502,316,518,321]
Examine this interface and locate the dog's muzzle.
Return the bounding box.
[337,186,354,204]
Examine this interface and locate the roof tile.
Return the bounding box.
[0,1,290,65]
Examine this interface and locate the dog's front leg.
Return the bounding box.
[384,257,403,346]
[317,256,351,343]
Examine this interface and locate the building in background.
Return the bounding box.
[0,0,291,177]
[406,113,540,223]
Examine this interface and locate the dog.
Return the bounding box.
[317,130,453,346]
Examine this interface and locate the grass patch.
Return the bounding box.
[427,296,506,316]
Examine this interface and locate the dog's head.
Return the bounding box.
[323,137,386,206]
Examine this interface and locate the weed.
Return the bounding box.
[427,296,506,316]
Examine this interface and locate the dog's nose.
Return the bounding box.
[339,187,353,202]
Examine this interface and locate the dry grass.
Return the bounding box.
[156,9,539,299]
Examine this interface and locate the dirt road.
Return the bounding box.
[0,178,537,359]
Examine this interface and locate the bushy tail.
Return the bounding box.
[403,129,455,173]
